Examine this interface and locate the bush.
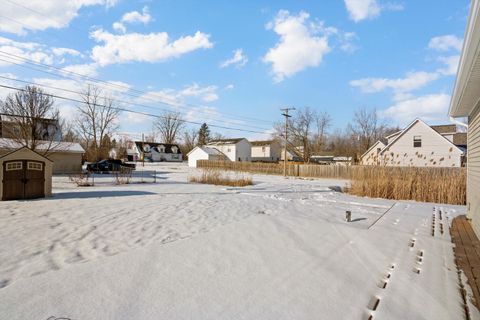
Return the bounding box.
[69,173,92,187]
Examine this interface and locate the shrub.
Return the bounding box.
[69,173,92,187]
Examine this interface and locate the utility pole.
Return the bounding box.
[281,107,295,177]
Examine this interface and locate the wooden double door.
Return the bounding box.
[2,160,45,200]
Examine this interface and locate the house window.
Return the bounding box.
[413,136,422,148]
[262,146,266,152]
[227,148,231,152]
[6,161,22,171]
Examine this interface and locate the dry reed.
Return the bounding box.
[196,160,466,205]
[188,168,253,187]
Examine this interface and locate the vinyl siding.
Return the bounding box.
[468,105,480,235]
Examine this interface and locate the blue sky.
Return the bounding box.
[0,0,471,140]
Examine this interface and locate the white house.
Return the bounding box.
[360,140,387,165]
[251,140,281,162]
[128,141,183,162]
[187,146,227,167]
[376,119,465,167]
[449,0,480,236]
[206,138,251,162]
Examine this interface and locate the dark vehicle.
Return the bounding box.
[86,159,136,173]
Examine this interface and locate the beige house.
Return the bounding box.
[360,140,386,165]
[0,147,53,200]
[207,138,251,162]
[0,138,84,174]
[360,119,466,167]
[251,140,281,162]
[449,0,480,235]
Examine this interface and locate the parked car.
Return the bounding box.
[86,159,136,173]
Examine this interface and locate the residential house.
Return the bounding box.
[187,146,227,167]
[361,119,465,167]
[360,140,387,165]
[206,138,251,162]
[0,115,84,173]
[251,140,281,162]
[311,153,353,165]
[129,141,183,162]
[280,146,304,162]
[449,0,480,235]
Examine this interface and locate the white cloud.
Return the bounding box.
[112,6,152,34]
[428,35,463,52]
[122,6,152,24]
[437,55,460,76]
[344,0,381,22]
[344,0,403,22]
[112,22,126,34]
[180,84,219,102]
[380,93,451,124]
[263,10,331,82]
[220,49,248,68]
[0,0,118,35]
[0,37,53,66]
[61,63,99,77]
[225,84,234,90]
[90,29,213,66]
[350,71,440,93]
[51,47,81,57]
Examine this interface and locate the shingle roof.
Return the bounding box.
[134,141,182,154]
[251,140,276,146]
[453,132,467,146]
[431,124,457,134]
[207,138,246,145]
[0,138,84,153]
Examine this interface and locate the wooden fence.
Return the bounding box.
[196,160,466,205]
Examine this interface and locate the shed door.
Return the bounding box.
[2,160,45,200]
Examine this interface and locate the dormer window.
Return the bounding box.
[413,136,422,148]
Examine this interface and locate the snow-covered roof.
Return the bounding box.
[0,138,84,154]
[187,146,225,157]
[207,138,249,146]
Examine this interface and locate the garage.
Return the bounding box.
[0,147,52,201]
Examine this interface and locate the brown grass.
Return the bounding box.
[196,160,466,205]
[188,168,253,187]
[348,166,466,205]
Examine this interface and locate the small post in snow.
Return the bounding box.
[346,210,352,222]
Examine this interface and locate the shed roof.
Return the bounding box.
[187,146,225,157]
[453,132,468,146]
[0,138,84,154]
[0,146,53,162]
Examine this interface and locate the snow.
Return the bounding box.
[0,162,475,319]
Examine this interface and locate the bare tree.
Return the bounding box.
[0,85,62,155]
[154,111,184,144]
[182,127,198,155]
[312,111,332,153]
[75,85,120,161]
[347,107,387,155]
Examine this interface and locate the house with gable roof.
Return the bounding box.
[360,119,466,167]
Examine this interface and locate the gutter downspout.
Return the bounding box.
[450,116,469,129]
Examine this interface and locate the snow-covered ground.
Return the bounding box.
[0,162,476,319]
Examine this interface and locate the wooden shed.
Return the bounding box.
[0,147,53,201]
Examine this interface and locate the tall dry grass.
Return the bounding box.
[196,160,466,205]
[188,168,253,187]
[348,167,466,205]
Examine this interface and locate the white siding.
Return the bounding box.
[251,142,281,161]
[212,144,236,161]
[468,105,480,235]
[361,141,385,165]
[380,121,463,167]
[235,139,251,161]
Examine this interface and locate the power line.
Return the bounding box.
[0,74,272,132]
[0,83,269,135]
[0,50,273,126]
